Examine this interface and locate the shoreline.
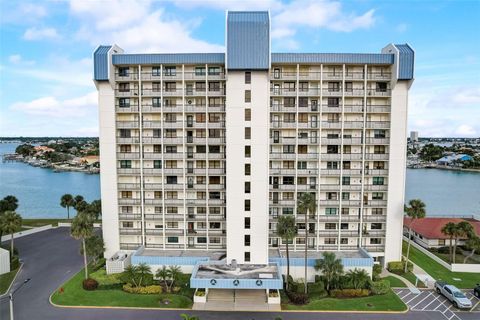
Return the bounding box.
[407,164,480,173]
[3,155,99,174]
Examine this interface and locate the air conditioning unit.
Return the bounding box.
[187,99,193,105]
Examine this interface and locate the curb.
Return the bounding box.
[0,263,23,297]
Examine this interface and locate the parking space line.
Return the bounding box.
[401,292,413,301]
[398,291,411,300]
[405,293,422,305]
[412,292,433,310]
[422,294,442,310]
[435,296,450,311]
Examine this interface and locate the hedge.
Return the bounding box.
[330,289,370,298]
[370,280,390,295]
[387,260,413,273]
[286,291,309,305]
[122,283,162,294]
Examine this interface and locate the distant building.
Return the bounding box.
[410,131,418,142]
[403,217,480,249]
[33,145,55,155]
[436,154,473,166]
[79,155,100,166]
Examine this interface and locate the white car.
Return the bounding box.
[435,281,472,309]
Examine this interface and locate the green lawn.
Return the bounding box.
[0,268,19,295]
[282,290,407,311]
[433,252,479,264]
[382,276,407,288]
[51,268,192,308]
[403,241,480,288]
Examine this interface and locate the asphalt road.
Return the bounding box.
[1,228,478,320]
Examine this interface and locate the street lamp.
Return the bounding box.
[9,278,30,320]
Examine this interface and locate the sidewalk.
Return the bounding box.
[410,262,436,289]
[381,269,421,294]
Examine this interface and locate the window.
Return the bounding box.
[343,161,351,169]
[283,145,295,154]
[122,221,133,228]
[325,238,336,244]
[155,207,162,214]
[166,176,177,184]
[245,109,251,121]
[327,145,339,154]
[120,160,131,168]
[376,82,387,92]
[325,223,336,230]
[154,191,162,199]
[325,208,337,215]
[118,67,129,77]
[245,164,251,175]
[245,90,251,103]
[152,82,161,92]
[153,144,162,153]
[374,130,386,138]
[284,97,295,108]
[283,176,294,185]
[121,206,133,213]
[372,192,384,200]
[245,182,251,194]
[284,82,295,91]
[152,66,161,76]
[297,161,307,169]
[119,98,130,108]
[245,71,251,84]
[245,146,251,157]
[372,208,383,215]
[167,237,179,243]
[152,97,161,108]
[165,146,177,153]
[283,208,294,215]
[153,129,161,138]
[343,145,351,154]
[244,252,251,262]
[164,66,176,76]
[372,177,384,185]
[342,192,350,200]
[120,145,131,153]
[342,177,350,185]
[327,97,340,107]
[245,127,251,139]
[119,129,131,138]
[118,83,130,92]
[208,82,220,92]
[121,191,132,198]
[370,238,382,244]
[341,223,348,230]
[374,146,385,154]
[340,238,348,244]
[245,200,250,211]
[341,208,349,215]
[167,221,178,228]
[244,217,251,229]
[208,66,220,75]
[209,222,221,229]
[244,235,251,246]
[327,162,338,169]
[299,97,308,108]
[164,82,176,92]
[197,237,207,244]
[345,82,353,92]
[328,82,340,92]
[154,160,162,169]
[195,66,206,76]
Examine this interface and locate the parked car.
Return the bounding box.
[474,284,480,298]
[435,281,472,309]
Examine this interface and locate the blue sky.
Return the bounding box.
[0,0,479,137]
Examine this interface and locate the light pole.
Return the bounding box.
[9,278,30,320]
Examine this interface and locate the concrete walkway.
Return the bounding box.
[410,262,436,289]
[381,269,421,294]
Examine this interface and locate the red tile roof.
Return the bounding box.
[403,217,480,239]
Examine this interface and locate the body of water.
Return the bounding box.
[1,143,479,218]
[0,143,100,218]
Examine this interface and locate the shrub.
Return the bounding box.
[195,290,206,296]
[308,280,326,295]
[370,280,390,295]
[82,278,99,291]
[314,275,322,283]
[437,246,450,254]
[90,269,124,286]
[330,288,370,298]
[387,260,412,273]
[295,281,306,294]
[286,291,309,305]
[372,264,382,281]
[122,283,162,294]
[269,290,279,297]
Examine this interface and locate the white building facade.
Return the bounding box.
[94,12,414,287]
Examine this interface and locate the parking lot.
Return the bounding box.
[394,289,480,320]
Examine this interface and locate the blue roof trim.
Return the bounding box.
[227,11,270,70]
[269,257,373,268]
[112,53,225,65]
[272,53,394,65]
[395,44,414,80]
[94,45,112,80]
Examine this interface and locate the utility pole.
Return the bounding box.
[9,278,31,320]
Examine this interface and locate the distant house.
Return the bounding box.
[79,155,100,166]
[403,217,480,249]
[436,154,473,166]
[33,145,55,155]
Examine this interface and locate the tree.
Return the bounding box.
[0,195,19,240]
[345,268,370,289]
[297,192,316,294]
[136,263,152,287]
[73,195,85,211]
[441,222,457,263]
[463,236,480,264]
[90,200,102,220]
[180,314,200,320]
[80,235,105,266]
[276,214,297,291]
[156,265,171,290]
[452,221,474,263]
[71,212,94,279]
[60,194,75,220]
[314,252,343,293]
[404,199,426,273]
[123,265,140,287]
[0,211,22,258]
[75,200,88,213]
[168,265,182,292]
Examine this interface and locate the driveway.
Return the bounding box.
[394,288,480,320]
[0,227,476,320]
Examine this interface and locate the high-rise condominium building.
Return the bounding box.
[94,11,414,292]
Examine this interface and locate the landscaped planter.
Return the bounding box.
[194,289,207,303]
[268,289,281,304]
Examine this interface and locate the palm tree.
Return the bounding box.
[90,200,102,220]
[452,221,474,263]
[168,265,182,292]
[276,214,297,291]
[180,314,200,320]
[124,265,140,287]
[345,268,370,289]
[71,212,94,279]
[136,263,152,287]
[297,192,316,293]
[0,211,22,258]
[404,199,426,273]
[314,252,343,293]
[60,194,75,220]
[463,236,480,264]
[441,222,457,263]
[73,195,85,211]
[156,265,171,290]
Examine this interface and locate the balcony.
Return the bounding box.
[271,121,297,129]
[118,168,140,175]
[163,153,184,160]
[340,230,360,236]
[341,200,361,207]
[366,105,390,113]
[364,169,389,176]
[343,89,365,97]
[318,215,340,221]
[270,88,297,96]
[141,105,163,113]
[118,183,140,190]
[365,153,389,160]
[144,199,163,205]
[144,214,163,221]
[343,121,364,130]
[367,89,391,97]
[341,185,362,191]
[322,89,342,97]
[343,105,364,113]
[145,229,163,236]
[364,184,388,191]
[318,230,339,236]
[144,183,164,190]
[116,105,139,113]
[321,169,341,176]
[141,137,162,144]
[163,199,184,205]
[119,213,142,220]
[115,89,139,97]
[365,138,390,145]
[365,121,390,129]
[118,198,141,205]
[117,152,140,160]
[117,137,140,144]
[342,154,363,161]
[367,73,391,80]
[297,153,319,160]
[143,168,163,175]
[164,229,185,235]
[163,183,184,190]
[341,215,360,222]
[115,72,139,81]
[120,243,141,250]
[270,71,297,80]
[116,121,139,129]
[142,152,162,160]
[119,228,142,235]
[363,215,386,222]
[365,230,386,237]
[321,121,342,129]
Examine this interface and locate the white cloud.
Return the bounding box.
[1,2,47,25]
[69,0,223,53]
[10,91,97,118]
[23,27,60,40]
[8,54,35,65]
[396,23,408,33]
[452,87,480,105]
[169,0,282,11]
[455,125,476,137]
